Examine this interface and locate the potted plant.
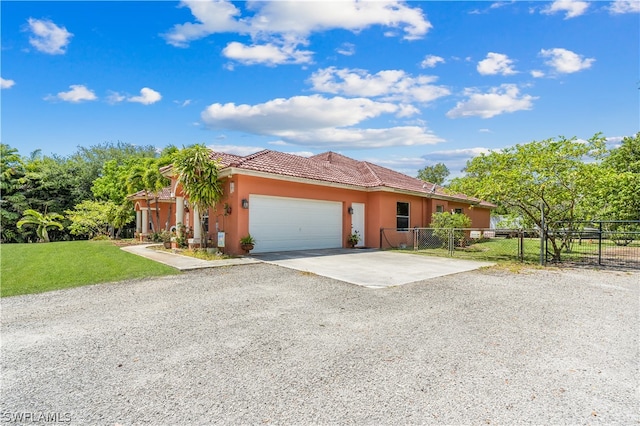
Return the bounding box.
[240,234,256,253]
[160,230,173,249]
[347,230,360,248]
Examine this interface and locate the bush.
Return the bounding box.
[429,212,472,248]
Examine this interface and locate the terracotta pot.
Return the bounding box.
[241,243,254,252]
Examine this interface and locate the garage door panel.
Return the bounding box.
[249,195,342,253]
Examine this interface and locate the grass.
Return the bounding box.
[410,238,542,264]
[0,240,179,297]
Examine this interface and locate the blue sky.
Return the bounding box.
[2,0,639,177]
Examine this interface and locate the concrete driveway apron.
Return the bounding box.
[252,249,494,289]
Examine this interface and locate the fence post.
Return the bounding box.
[519,230,524,262]
[413,228,418,251]
[598,221,603,266]
[448,229,454,256]
[540,203,546,266]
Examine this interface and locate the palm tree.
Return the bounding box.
[17,209,64,242]
[173,144,223,248]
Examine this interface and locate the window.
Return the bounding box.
[396,202,409,229]
[454,208,463,214]
[436,205,444,213]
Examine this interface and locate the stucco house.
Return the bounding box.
[130,149,493,255]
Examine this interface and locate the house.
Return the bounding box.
[131,149,493,255]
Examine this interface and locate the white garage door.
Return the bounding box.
[249,195,342,253]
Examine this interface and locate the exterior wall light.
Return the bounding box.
[347,206,354,214]
[241,199,249,209]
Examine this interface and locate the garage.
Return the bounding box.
[249,195,343,253]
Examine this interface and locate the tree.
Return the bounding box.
[449,134,607,261]
[0,144,28,242]
[417,163,450,185]
[16,209,64,243]
[172,144,223,247]
[66,200,113,239]
[429,211,472,247]
[595,132,640,220]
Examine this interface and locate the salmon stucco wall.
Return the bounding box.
[170,173,492,255]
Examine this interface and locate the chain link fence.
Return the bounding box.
[380,228,541,264]
[381,221,640,269]
[545,221,640,268]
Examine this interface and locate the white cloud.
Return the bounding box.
[309,67,450,104]
[26,18,73,55]
[446,84,537,119]
[540,48,595,73]
[336,43,355,56]
[541,0,589,18]
[163,0,247,47]
[1,77,16,89]
[200,94,443,148]
[608,0,640,14]
[207,144,266,157]
[45,85,97,103]
[422,147,494,174]
[530,70,545,78]
[222,41,313,65]
[174,99,192,107]
[420,55,445,68]
[128,87,162,105]
[163,0,431,65]
[477,52,517,76]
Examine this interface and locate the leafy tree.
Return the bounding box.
[417,163,450,185]
[16,209,64,243]
[595,132,640,221]
[0,144,28,242]
[66,200,113,239]
[449,134,607,261]
[429,211,472,247]
[173,144,223,247]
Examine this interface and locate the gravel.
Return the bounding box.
[1,264,638,425]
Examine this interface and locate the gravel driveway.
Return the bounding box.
[2,264,638,425]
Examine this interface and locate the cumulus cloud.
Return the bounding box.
[530,70,545,78]
[26,18,73,55]
[309,67,450,104]
[420,55,445,68]
[127,88,162,105]
[540,48,595,73]
[200,94,442,148]
[1,77,16,89]
[163,0,431,65]
[608,0,640,14]
[477,52,517,76]
[541,0,589,18]
[446,84,537,119]
[222,41,313,66]
[45,85,97,103]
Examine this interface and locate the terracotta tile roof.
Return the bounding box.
[128,186,173,200]
[209,149,494,207]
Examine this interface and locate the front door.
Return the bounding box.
[352,203,365,247]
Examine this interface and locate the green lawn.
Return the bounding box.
[411,238,542,263]
[0,240,179,297]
